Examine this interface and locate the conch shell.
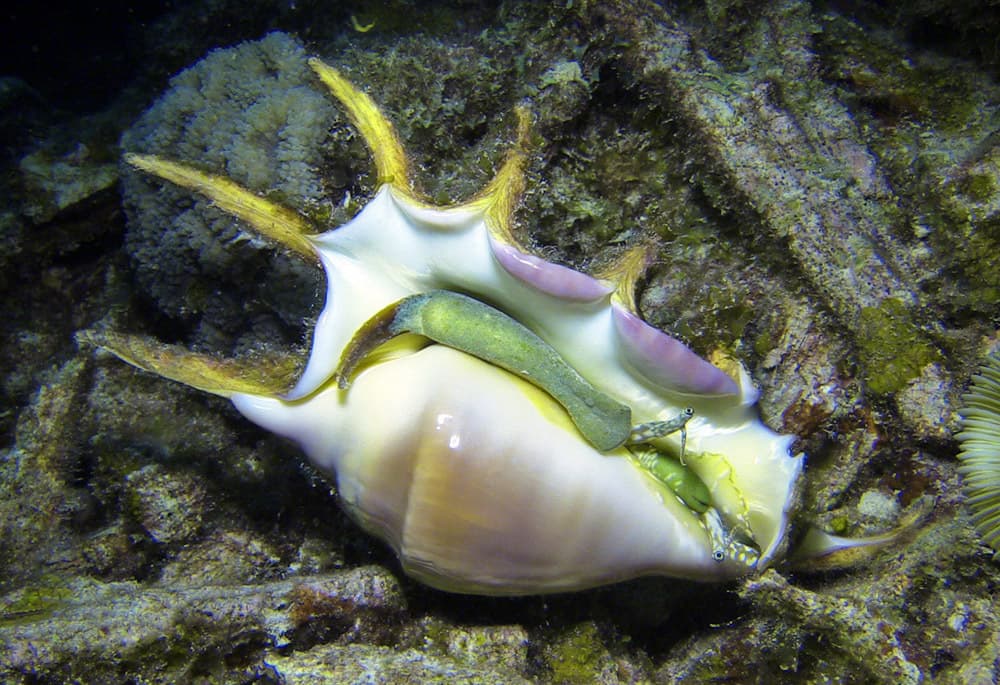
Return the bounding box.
[84,58,803,595]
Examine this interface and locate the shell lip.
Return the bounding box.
[612,306,741,398]
[488,237,613,303]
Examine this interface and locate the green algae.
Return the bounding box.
[959,172,997,203]
[415,617,530,677]
[818,9,1000,329]
[0,577,73,627]
[830,515,850,535]
[818,12,982,133]
[544,621,608,684]
[855,297,941,395]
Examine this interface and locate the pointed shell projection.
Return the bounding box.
[90,57,803,595]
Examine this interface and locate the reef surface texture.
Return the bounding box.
[1,0,998,682]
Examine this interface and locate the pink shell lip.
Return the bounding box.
[490,240,612,302]
[613,307,740,396]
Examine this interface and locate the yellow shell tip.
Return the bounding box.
[81,329,300,398]
[595,242,658,313]
[465,106,534,248]
[123,154,319,261]
[309,58,410,190]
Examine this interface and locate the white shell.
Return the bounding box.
[228,182,802,594]
[237,347,750,593]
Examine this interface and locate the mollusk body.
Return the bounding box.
[93,57,803,594]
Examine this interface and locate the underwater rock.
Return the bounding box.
[2,0,999,683]
[742,570,921,685]
[19,144,118,225]
[125,463,207,545]
[265,642,532,685]
[157,529,284,586]
[0,567,406,682]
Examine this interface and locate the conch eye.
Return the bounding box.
[701,508,760,568]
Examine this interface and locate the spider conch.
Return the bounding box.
[83,57,804,595]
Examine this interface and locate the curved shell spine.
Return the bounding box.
[91,56,804,595]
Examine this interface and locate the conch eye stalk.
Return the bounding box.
[85,55,808,595]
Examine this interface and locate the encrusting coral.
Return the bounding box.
[120,33,331,349]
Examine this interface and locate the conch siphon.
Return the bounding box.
[83,57,804,595]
